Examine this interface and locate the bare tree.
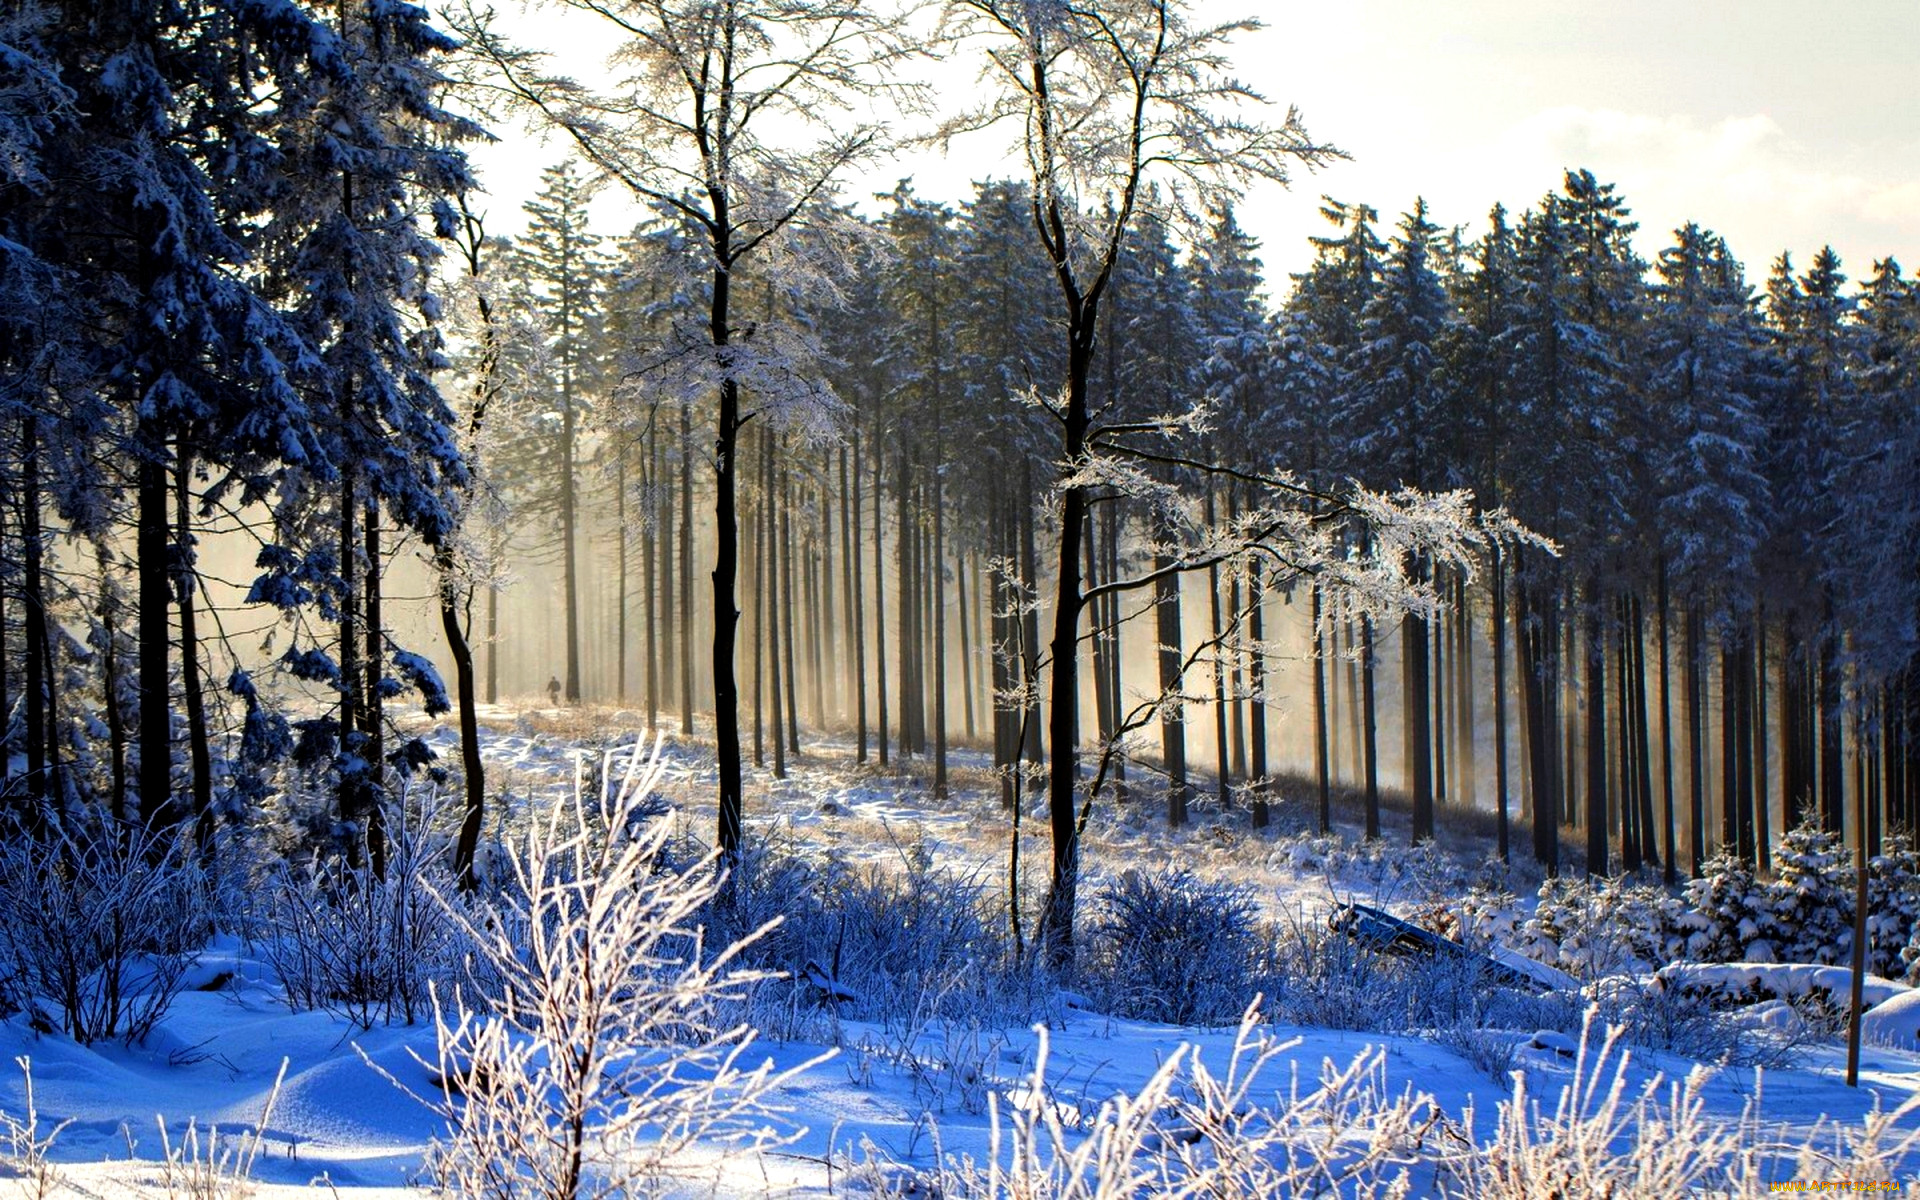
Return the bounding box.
[943,0,1517,964]
[451,0,921,857]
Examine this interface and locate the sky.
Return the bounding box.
[464,0,1920,301]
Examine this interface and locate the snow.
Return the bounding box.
[6,716,1920,1195]
[1864,990,1920,1050]
[1657,961,1911,1010]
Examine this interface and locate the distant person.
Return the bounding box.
[547,674,562,708]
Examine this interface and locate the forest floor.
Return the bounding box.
[5,702,1920,1197]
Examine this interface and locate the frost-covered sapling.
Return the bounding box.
[380,741,826,1200]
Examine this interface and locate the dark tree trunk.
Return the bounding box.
[443,549,487,890]
[680,397,695,735]
[338,467,362,861]
[561,374,581,703]
[1657,561,1677,885]
[1312,581,1331,835]
[1248,558,1269,827]
[21,419,49,830]
[1686,603,1706,874]
[175,457,213,861]
[1492,545,1510,861]
[1585,591,1608,876]
[616,447,629,702]
[1206,482,1229,808]
[138,446,175,831]
[781,456,801,755]
[363,500,387,879]
[1156,533,1188,828]
[933,464,949,797]
[873,425,889,766]
[710,236,746,858]
[1407,602,1435,844]
[766,438,785,780]
[1362,613,1381,841]
[1753,607,1771,871]
[846,436,868,761]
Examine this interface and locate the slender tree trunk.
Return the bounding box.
[98,566,128,826]
[1432,570,1448,809]
[749,433,764,768]
[873,426,889,766]
[1492,545,1510,861]
[645,417,659,732]
[1312,581,1331,835]
[680,397,695,735]
[959,545,976,743]
[933,462,949,796]
[21,419,49,830]
[1249,558,1269,827]
[175,456,213,861]
[1657,560,1676,885]
[363,499,387,879]
[1157,531,1188,828]
[767,436,785,779]
[616,447,629,702]
[443,549,486,890]
[1019,465,1044,782]
[1753,606,1771,872]
[1362,613,1381,841]
[1206,482,1229,808]
[1407,585,1435,844]
[846,437,868,760]
[1686,602,1706,874]
[1585,590,1608,876]
[561,373,581,703]
[895,448,912,757]
[338,466,362,861]
[138,444,174,831]
[781,457,801,755]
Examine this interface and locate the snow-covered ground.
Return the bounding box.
[5,707,1919,1196]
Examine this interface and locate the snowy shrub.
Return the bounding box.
[1760,822,1852,965]
[1082,868,1261,1025]
[1678,851,1773,963]
[257,802,466,1029]
[1868,834,1920,978]
[376,740,822,1200]
[1518,875,1682,979]
[925,1007,1434,1199]
[0,827,204,1045]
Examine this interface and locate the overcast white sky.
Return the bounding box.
[463,0,1920,299]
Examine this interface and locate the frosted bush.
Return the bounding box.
[257,801,467,1029]
[373,739,823,1200]
[1867,834,1920,978]
[0,826,204,1045]
[1082,868,1262,1025]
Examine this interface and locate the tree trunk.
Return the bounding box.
[561,371,581,703]
[781,456,801,755]
[1206,482,1229,808]
[1156,533,1188,828]
[1657,560,1676,884]
[1686,603,1706,874]
[710,236,745,857]
[1492,545,1510,861]
[680,397,696,734]
[847,436,868,761]
[1248,558,1269,827]
[175,457,213,861]
[363,499,387,879]
[873,425,889,766]
[1312,581,1331,835]
[767,435,785,780]
[138,444,175,831]
[1585,590,1608,876]
[1406,591,1435,844]
[21,418,49,830]
[1362,613,1381,841]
